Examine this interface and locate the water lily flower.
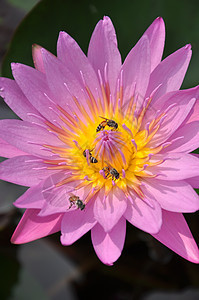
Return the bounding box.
[0,16,199,265]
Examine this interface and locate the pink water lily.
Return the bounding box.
[0,16,199,265]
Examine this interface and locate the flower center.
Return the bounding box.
[94,129,133,169]
[43,82,167,204]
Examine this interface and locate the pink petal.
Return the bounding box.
[143,179,199,212]
[165,98,199,153]
[164,121,199,153]
[38,186,73,216]
[14,171,78,213]
[0,119,62,158]
[32,44,45,73]
[146,44,192,101]
[124,195,162,234]
[11,63,63,125]
[38,172,81,216]
[57,31,102,102]
[143,17,165,72]
[186,176,199,188]
[11,209,63,244]
[41,48,91,120]
[93,187,127,232]
[144,86,199,128]
[0,137,27,158]
[91,217,126,265]
[14,182,45,209]
[87,16,122,98]
[121,35,150,110]
[0,155,58,186]
[147,153,199,180]
[61,200,97,245]
[147,88,198,148]
[152,210,199,263]
[0,77,43,123]
[184,98,199,124]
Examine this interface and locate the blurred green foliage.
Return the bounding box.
[8,0,40,12]
[2,0,199,89]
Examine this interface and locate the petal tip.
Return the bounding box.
[186,248,199,264]
[11,62,18,71]
[185,43,192,50]
[60,234,73,246]
[59,31,67,38]
[13,201,21,208]
[102,16,113,28]
[156,16,164,23]
[11,62,24,74]
[190,257,199,264]
[32,43,41,50]
[10,232,23,244]
[103,15,111,22]
[103,261,114,266]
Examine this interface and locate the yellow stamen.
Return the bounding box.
[43,88,165,207]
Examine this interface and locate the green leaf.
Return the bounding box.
[2,0,199,90]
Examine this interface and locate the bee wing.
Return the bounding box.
[99,116,107,120]
[104,160,114,169]
[68,193,78,200]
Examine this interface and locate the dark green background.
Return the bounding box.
[2,0,199,89]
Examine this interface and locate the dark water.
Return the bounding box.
[0,209,199,300]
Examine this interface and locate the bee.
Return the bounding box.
[68,195,85,210]
[96,117,118,132]
[83,149,98,163]
[102,166,120,180]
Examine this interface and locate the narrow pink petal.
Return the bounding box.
[41,48,93,121]
[32,44,45,73]
[57,31,102,102]
[93,187,127,232]
[0,119,62,158]
[0,77,43,123]
[143,179,199,212]
[143,17,165,71]
[87,16,122,97]
[147,88,198,148]
[124,196,162,234]
[152,211,199,263]
[0,137,27,158]
[164,121,199,153]
[121,35,150,110]
[61,200,97,245]
[11,63,63,125]
[0,155,57,186]
[146,44,192,101]
[14,181,45,208]
[91,217,126,266]
[148,153,199,180]
[11,209,63,244]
